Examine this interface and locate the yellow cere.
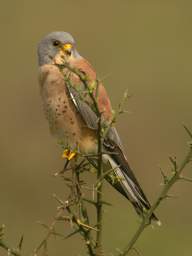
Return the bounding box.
[63,43,72,51]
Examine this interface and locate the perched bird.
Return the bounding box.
[37,31,159,223]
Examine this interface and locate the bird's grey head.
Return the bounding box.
[37,31,81,66]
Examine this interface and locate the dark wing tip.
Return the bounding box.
[104,136,160,224]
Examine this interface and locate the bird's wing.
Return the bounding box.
[66,85,98,130]
[66,81,123,144]
[66,82,158,222]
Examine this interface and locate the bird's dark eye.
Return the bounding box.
[53,40,60,46]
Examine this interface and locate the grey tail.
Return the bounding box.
[103,138,160,224]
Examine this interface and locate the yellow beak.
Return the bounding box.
[61,43,72,52]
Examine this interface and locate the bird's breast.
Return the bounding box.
[39,65,81,147]
[38,64,97,153]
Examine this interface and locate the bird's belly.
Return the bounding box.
[43,95,96,153]
[42,92,80,147]
[40,65,96,153]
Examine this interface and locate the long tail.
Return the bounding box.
[103,138,160,224]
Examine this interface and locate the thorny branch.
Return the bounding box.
[58,62,105,255]
[32,158,97,256]
[34,64,192,256]
[117,125,192,256]
[56,63,192,255]
[95,106,104,255]
[1,62,192,256]
[32,62,107,256]
[0,225,23,256]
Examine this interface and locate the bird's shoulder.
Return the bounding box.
[71,58,112,121]
[71,57,96,80]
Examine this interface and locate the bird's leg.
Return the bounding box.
[54,149,77,176]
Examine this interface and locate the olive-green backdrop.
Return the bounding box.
[0,0,191,255]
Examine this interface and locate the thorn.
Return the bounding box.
[8,249,11,256]
[50,231,65,238]
[115,248,124,255]
[123,89,129,99]
[132,247,142,256]
[0,224,5,237]
[56,215,71,221]
[52,160,71,177]
[164,194,178,199]
[183,124,192,138]
[18,235,24,251]
[169,156,177,172]
[160,168,169,184]
[82,198,97,206]
[63,177,73,182]
[65,229,80,239]
[156,220,162,226]
[82,198,112,207]
[37,222,49,230]
[76,219,98,232]
[52,194,65,206]
[180,176,192,182]
[69,218,74,229]
[92,184,95,201]
[100,200,112,206]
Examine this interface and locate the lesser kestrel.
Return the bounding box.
[37,31,159,223]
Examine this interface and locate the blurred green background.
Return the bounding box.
[0,0,192,255]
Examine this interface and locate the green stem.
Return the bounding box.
[95,114,103,255]
[118,146,192,256]
[59,62,105,255]
[0,240,21,256]
[66,205,95,256]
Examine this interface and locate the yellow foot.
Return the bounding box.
[62,149,77,161]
